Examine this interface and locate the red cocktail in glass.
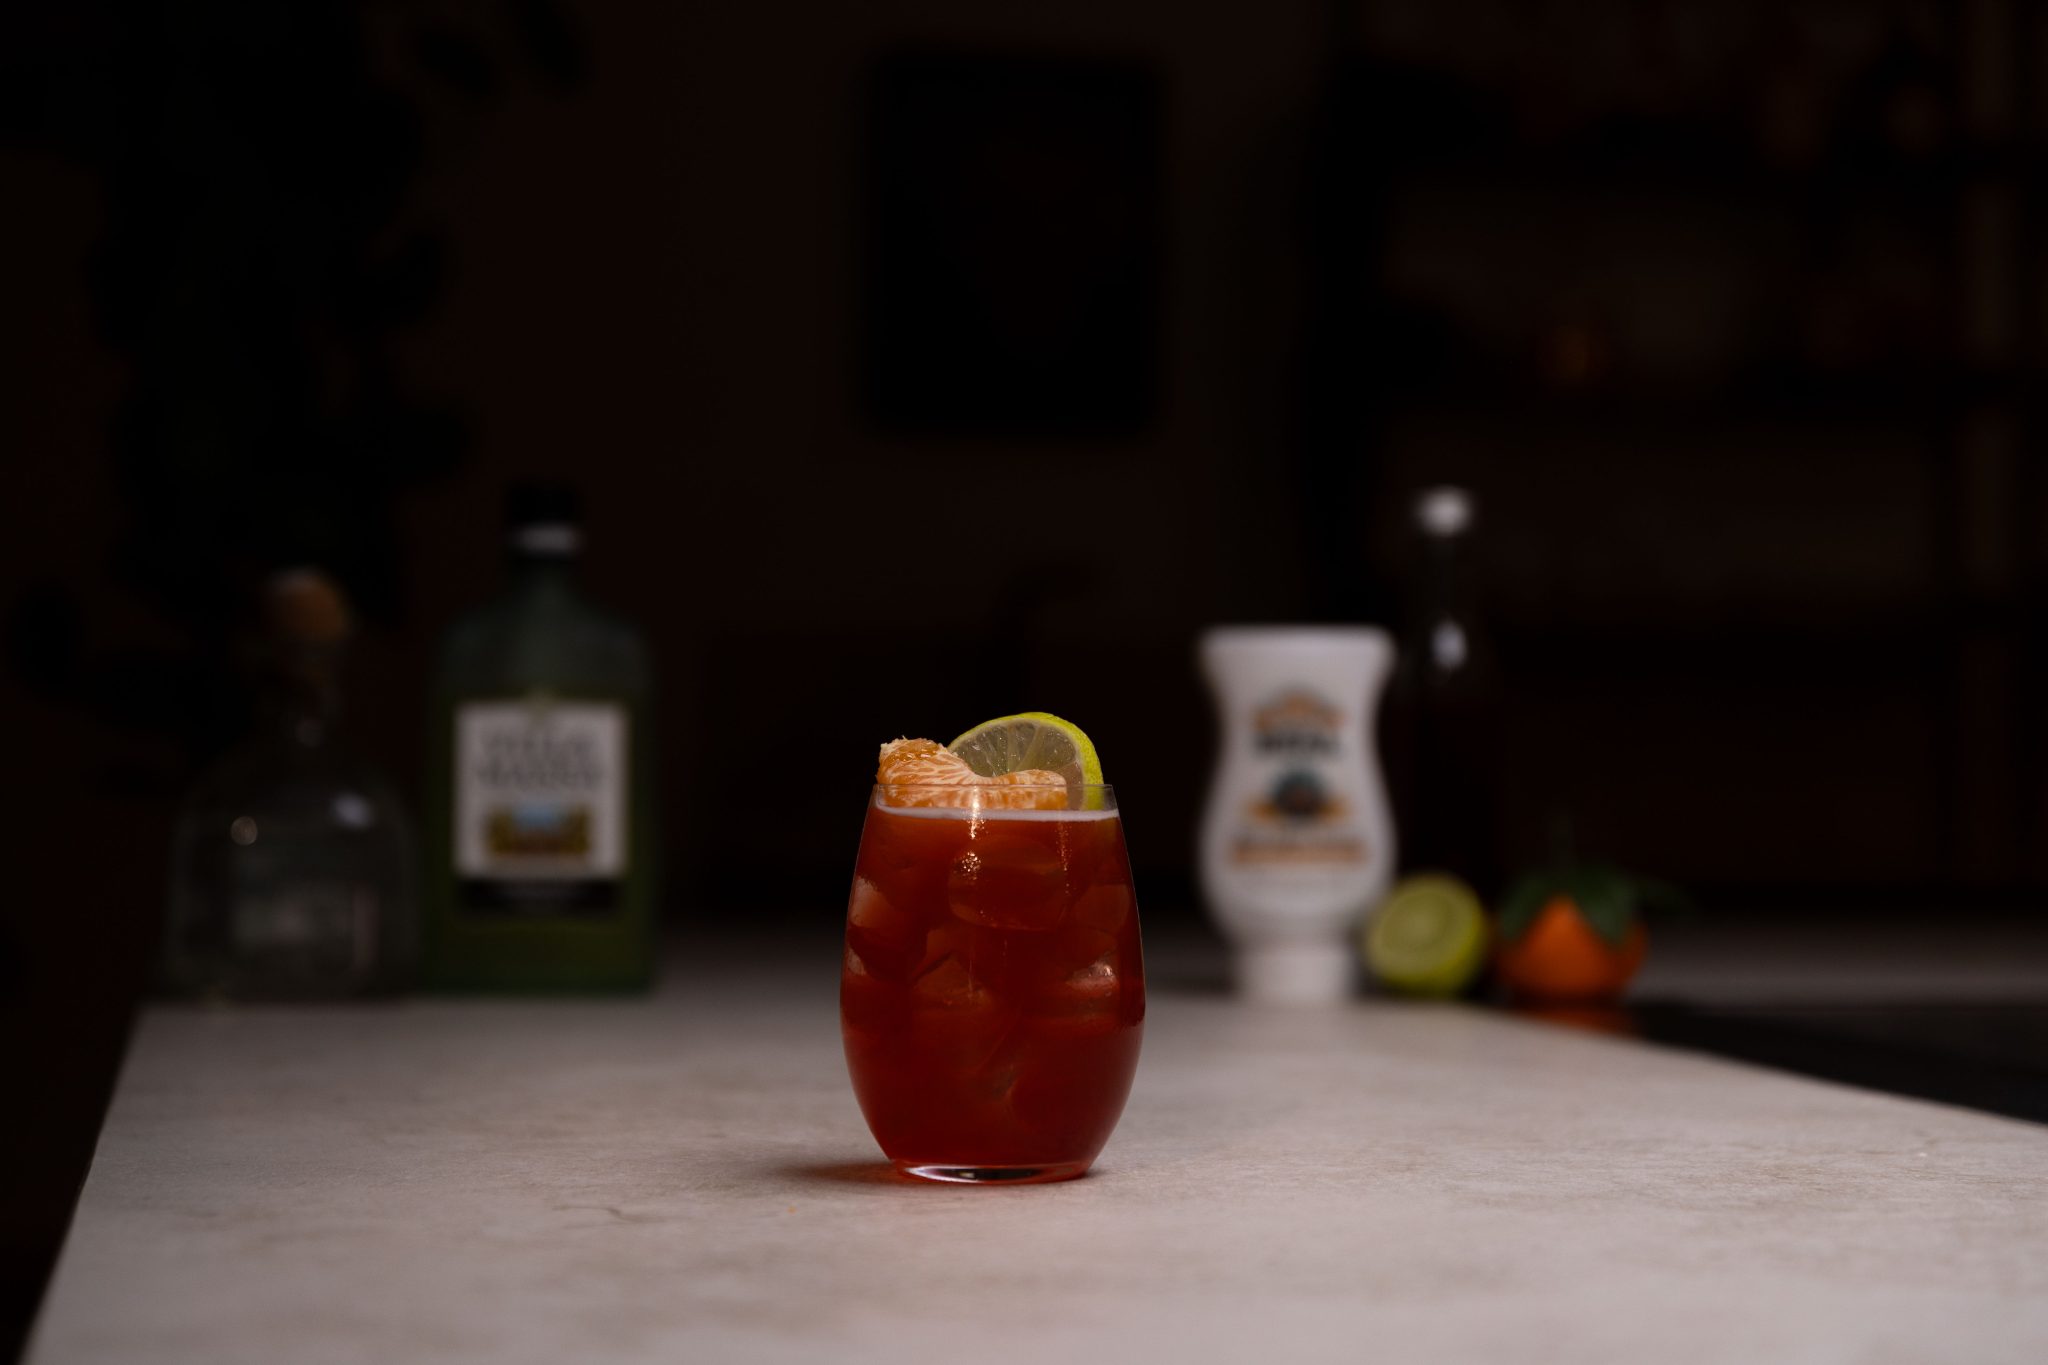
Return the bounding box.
[841,784,1144,1183]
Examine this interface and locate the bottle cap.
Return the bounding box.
[264,568,352,646]
[1414,486,1474,538]
[1235,942,1356,1005]
[506,483,582,556]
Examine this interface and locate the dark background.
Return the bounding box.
[3,0,2044,1356]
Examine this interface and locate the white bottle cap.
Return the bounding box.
[1236,942,1355,1005]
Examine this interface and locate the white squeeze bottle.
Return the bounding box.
[1199,627,1397,1003]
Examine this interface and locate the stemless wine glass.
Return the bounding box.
[841,783,1145,1184]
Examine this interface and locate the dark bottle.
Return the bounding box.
[1383,486,1504,901]
[423,485,656,991]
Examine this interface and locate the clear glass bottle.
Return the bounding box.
[423,485,656,991]
[164,570,412,999]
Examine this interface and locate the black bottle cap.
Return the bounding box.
[505,483,582,556]
[506,482,581,529]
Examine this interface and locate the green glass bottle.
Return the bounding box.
[424,485,655,990]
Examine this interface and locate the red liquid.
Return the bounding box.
[841,800,1145,1181]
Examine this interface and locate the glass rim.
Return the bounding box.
[868,781,1117,811]
[869,781,1115,791]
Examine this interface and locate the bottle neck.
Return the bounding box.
[506,549,579,600]
[268,645,343,748]
[1418,533,1466,603]
[1408,533,1483,683]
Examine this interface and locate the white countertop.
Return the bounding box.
[28,931,2048,1364]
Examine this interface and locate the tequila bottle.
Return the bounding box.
[164,570,412,998]
[423,485,656,990]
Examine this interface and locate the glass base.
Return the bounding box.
[896,1161,1090,1185]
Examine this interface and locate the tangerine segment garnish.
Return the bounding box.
[875,738,1066,810]
[986,771,1070,804]
[877,739,978,788]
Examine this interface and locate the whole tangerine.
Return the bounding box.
[1495,895,1647,1004]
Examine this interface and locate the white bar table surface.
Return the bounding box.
[27,931,2048,1364]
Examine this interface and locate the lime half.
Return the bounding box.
[949,712,1103,806]
[1365,874,1487,997]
